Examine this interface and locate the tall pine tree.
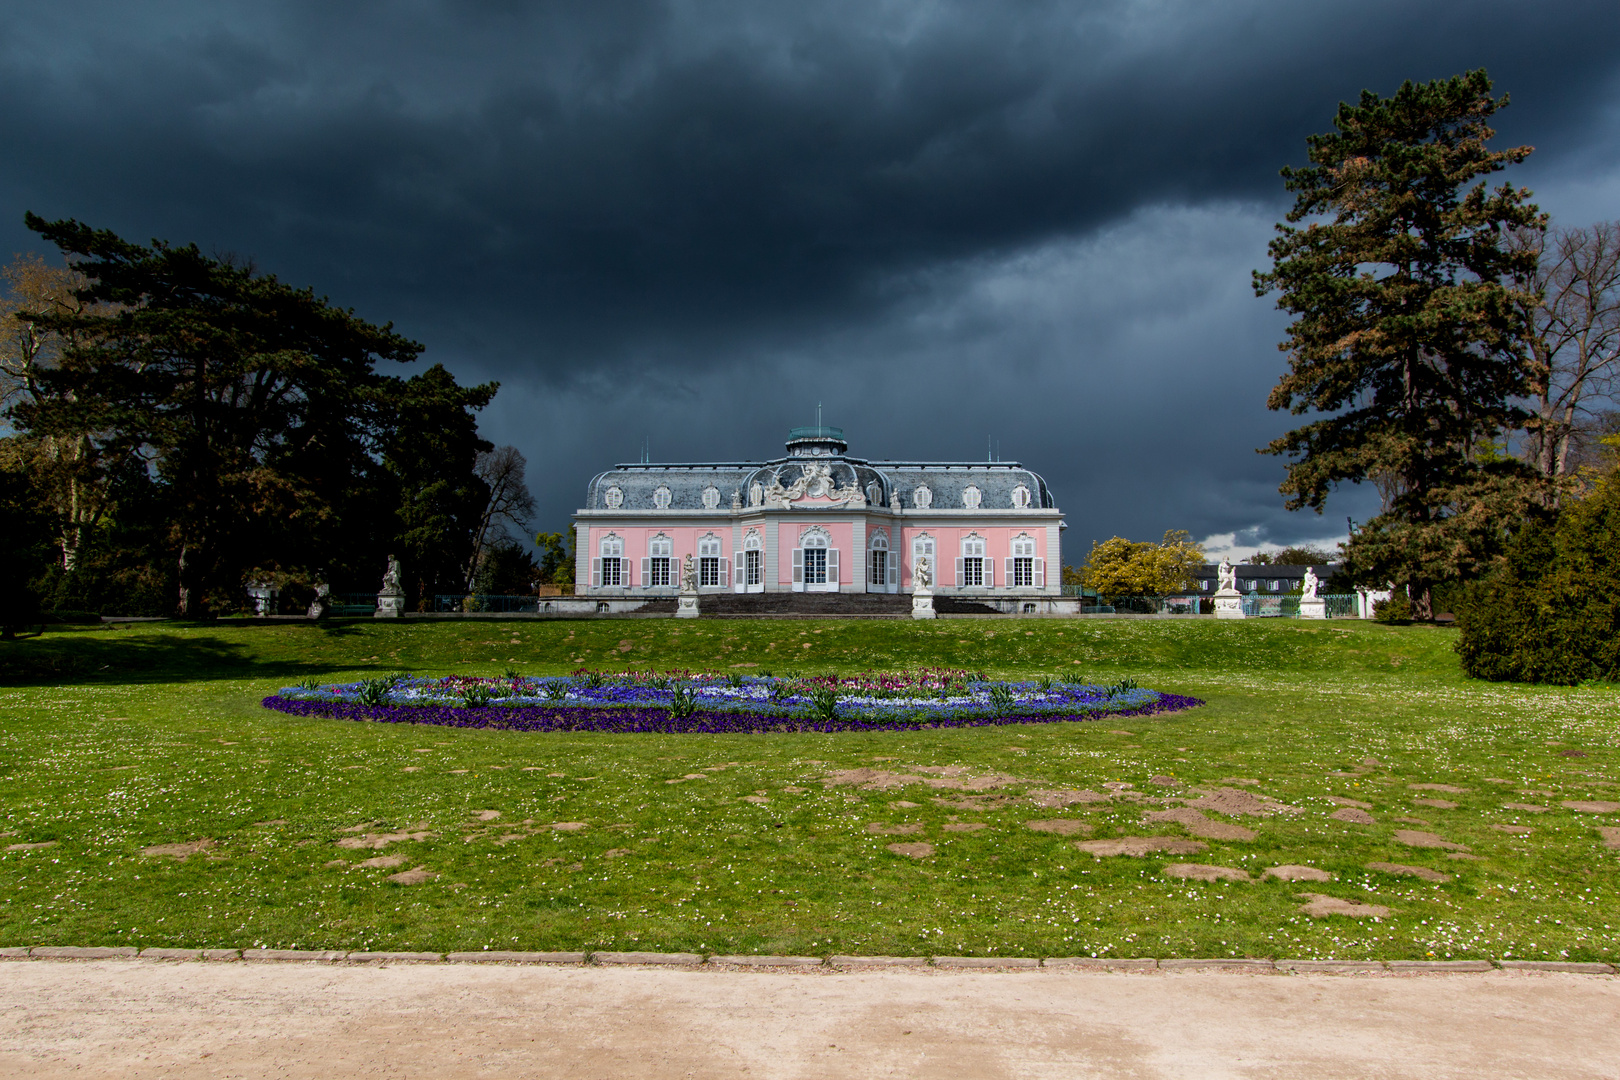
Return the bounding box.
[1255,70,1546,618]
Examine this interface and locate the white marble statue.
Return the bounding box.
[381,555,403,595]
[1301,566,1320,601]
[681,553,699,594]
[912,555,932,591]
[1216,557,1236,593]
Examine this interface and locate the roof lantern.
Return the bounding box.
[785,425,847,458]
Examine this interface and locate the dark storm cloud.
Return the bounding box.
[2,1,1618,552]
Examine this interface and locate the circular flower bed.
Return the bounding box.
[262,669,1203,734]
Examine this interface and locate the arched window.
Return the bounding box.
[701,485,721,509]
[866,481,884,506]
[698,533,724,588]
[793,528,838,591]
[1011,484,1031,509]
[962,485,982,509]
[868,529,890,588]
[652,485,672,509]
[957,533,989,588]
[644,534,673,588]
[913,484,933,508]
[594,533,626,587]
[603,486,624,509]
[741,530,763,590]
[1007,533,1044,589]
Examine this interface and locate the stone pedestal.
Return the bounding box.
[1298,597,1327,620]
[375,591,404,618]
[675,586,700,619]
[911,588,936,620]
[1213,588,1245,620]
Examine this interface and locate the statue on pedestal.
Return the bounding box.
[307,582,330,620]
[1213,555,1244,620]
[1301,566,1319,601]
[375,554,405,618]
[676,553,700,618]
[1217,557,1236,593]
[1298,565,1327,619]
[912,555,932,592]
[910,555,935,620]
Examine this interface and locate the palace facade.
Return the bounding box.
[573,426,1067,612]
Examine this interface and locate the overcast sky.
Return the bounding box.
[4,1,1618,562]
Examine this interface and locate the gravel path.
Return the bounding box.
[1,961,1617,1078]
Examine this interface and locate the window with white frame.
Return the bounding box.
[652,485,672,509]
[801,532,828,585]
[913,484,933,508]
[701,485,721,509]
[868,531,889,587]
[603,486,623,508]
[646,534,673,587]
[596,533,625,587]
[962,485,982,509]
[743,531,763,587]
[698,534,722,587]
[1011,484,1031,509]
[958,533,986,587]
[1010,534,1035,587]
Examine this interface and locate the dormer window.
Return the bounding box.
[652,485,672,509]
[913,484,933,508]
[603,486,624,509]
[1011,484,1031,509]
[701,485,721,509]
[962,485,982,509]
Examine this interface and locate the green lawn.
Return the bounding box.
[1,616,1615,962]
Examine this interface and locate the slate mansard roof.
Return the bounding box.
[581,427,1058,513]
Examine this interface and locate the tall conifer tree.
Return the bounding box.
[1255,70,1545,618]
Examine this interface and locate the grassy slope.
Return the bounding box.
[0,617,1615,962]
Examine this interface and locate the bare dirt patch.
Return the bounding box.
[1409,784,1469,794]
[140,839,215,861]
[550,822,588,832]
[1148,776,1180,787]
[1491,825,1534,835]
[335,830,433,850]
[1299,893,1390,918]
[1413,798,1458,809]
[1024,819,1093,836]
[603,848,632,858]
[1163,863,1250,882]
[473,810,501,821]
[886,842,934,858]
[355,855,405,869]
[1074,836,1208,857]
[865,823,924,835]
[5,841,57,852]
[1503,803,1548,813]
[933,795,1013,810]
[1143,807,1258,841]
[1026,789,1110,808]
[1264,865,1334,882]
[1330,807,1376,825]
[942,823,988,833]
[1179,787,1300,817]
[824,767,1023,792]
[1394,830,1470,852]
[387,867,437,885]
[741,795,769,804]
[1367,862,1453,883]
[1327,797,1373,809]
[1563,801,1620,813]
[1599,827,1620,850]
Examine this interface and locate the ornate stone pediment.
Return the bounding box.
[761,463,867,509]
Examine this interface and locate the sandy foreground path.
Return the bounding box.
[0,961,1617,1079]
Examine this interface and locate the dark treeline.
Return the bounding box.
[0,215,563,630]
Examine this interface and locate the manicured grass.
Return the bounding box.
[1,617,1615,962]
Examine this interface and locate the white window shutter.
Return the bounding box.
[827,548,839,585]
[591,558,602,588]
[1034,558,1045,588]
[641,558,650,587]
[792,547,804,589]
[733,554,743,589]
[954,557,963,587]
[1005,558,1014,586]
[721,558,730,588]
[623,559,633,587]
[984,559,993,587]
[888,560,897,587]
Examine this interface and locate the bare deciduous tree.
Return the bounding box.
[464,445,537,592]
[1512,222,1620,484]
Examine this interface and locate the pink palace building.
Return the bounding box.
[572,426,1069,613]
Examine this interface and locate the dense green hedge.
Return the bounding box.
[1456,478,1620,683]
